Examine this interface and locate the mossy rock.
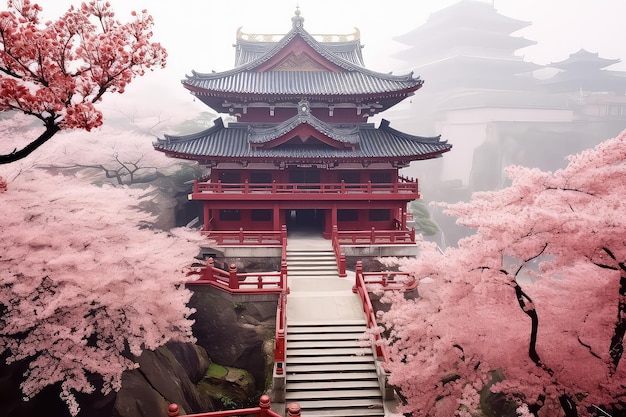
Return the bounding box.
[199,364,256,409]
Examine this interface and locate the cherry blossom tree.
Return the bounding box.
[380,130,626,417]
[0,169,202,416]
[0,0,167,164]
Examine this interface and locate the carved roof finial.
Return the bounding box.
[292,5,304,29]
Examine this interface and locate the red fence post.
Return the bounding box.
[280,260,287,289]
[259,394,271,417]
[287,402,302,417]
[167,404,179,417]
[339,254,347,278]
[204,258,215,281]
[370,227,376,244]
[229,263,239,289]
[239,227,244,244]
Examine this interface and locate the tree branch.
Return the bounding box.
[0,123,60,165]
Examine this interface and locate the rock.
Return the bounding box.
[112,343,215,417]
[189,288,277,388]
[198,363,256,409]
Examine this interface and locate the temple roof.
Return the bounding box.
[154,113,451,163]
[548,49,622,71]
[183,10,421,100]
[234,27,365,67]
[394,0,532,45]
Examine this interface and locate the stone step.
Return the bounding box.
[288,325,367,333]
[287,340,366,349]
[286,371,379,382]
[287,347,367,357]
[287,388,382,401]
[289,398,384,416]
[288,355,374,365]
[287,332,365,341]
[286,362,377,373]
[286,379,380,391]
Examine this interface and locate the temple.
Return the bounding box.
[154,9,451,239]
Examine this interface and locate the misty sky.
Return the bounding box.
[32,0,626,118]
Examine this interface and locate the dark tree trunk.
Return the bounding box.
[0,124,61,165]
[609,273,626,370]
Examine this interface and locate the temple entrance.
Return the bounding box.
[285,209,325,235]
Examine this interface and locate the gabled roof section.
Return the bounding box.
[249,100,358,149]
[183,9,421,98]
[153,115,452,163]
[234,27,364,67]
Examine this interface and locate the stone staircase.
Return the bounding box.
[284,238,387,417]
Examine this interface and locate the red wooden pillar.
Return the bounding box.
[203,203,210,231]
[331,202,337,227]
[273,202,280,231]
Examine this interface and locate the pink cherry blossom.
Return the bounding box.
[381,130,626,417]
[0,0,167,164]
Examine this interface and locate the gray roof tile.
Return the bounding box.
[154,116,451,162]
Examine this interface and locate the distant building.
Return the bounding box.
[391,0,626,194]
[154,8,451,238]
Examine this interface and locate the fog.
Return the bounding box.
[35,0,626,117]
[28,0,626,246]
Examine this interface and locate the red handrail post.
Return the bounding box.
[167,404,179,417]
[370,227,376,244]
[205,258,215,281]
[287,402,302,417]
[411,227,416,243]
[229,263,239,289]
[259,394,271,417]
[272,180,277,193]
[280,260,287,289]
[239,227,244,244]
[339,254,347,278]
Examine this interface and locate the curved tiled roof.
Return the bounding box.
[185,70,420,97]
[248,109,359,145]
[184,24,421,97]
[154,117,451,162]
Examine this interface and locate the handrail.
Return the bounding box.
[336,227,416,244]
[186,259,285,294]
[360,270,418,292]
[203,228,284,246]
[167,395,300,417]
[331,225,347,277]
[274,229,288,374]
[352,261,388,365]
[193,179,419,195]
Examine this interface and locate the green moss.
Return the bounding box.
[206,363,228,378]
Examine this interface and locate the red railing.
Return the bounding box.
[187,229,288,293]
[203,227,286,246]
[337,227,416,244]
[352,260,418,367]
[186,259,286,293]
[331,226,347,278]
[352,261,389,365]
[167,395,300,417]
[274,234,289,375]
[193,179,419,195]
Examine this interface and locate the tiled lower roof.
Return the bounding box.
[154,118,451,162]
[184,70,421,97]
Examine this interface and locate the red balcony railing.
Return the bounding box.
[191,179,419,200]
[203,227,286,246]
[336,227,416,244]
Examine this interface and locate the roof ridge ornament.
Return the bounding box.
[292,5,304,29]
[297,99,310,116]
